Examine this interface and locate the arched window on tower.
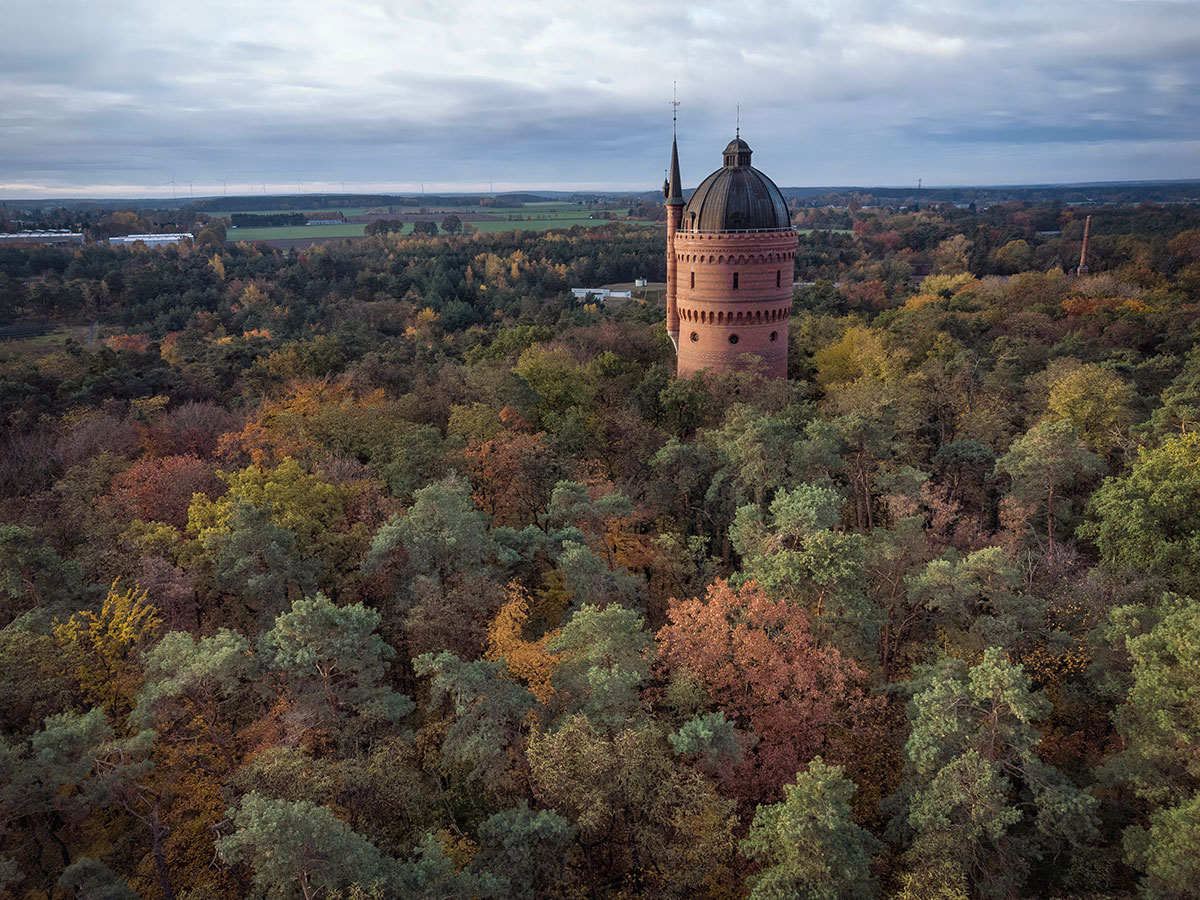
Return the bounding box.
[776,270,781,288]
[733,272,739,290]
[690,271,695,289]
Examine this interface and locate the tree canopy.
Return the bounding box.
[2,197,1199,899]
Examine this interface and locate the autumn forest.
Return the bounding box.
[3,199,1200,900]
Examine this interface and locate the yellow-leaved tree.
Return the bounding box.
[485,582,561,706]
[54,579,162,716]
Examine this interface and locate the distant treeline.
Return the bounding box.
[780,182,1200,207]
[609,181,1200,209]
[187,193,556,213]
[229,213,308,228]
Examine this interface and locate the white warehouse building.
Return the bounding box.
[108,233,193,247]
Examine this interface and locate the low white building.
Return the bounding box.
[570,288,632,301]
[0,230,83,245]
[109,233,193,247]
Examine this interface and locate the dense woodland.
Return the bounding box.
[2,199,1200,900]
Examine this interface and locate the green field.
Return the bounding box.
[208,207,373,217]
[483,204,629,218]
[224,207,653,242]
[466,216,649,233]
[0,326,93,362]
[228,223,367,241]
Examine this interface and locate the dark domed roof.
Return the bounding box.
[683,138,791,232]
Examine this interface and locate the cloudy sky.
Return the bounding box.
[3,0,1199,198]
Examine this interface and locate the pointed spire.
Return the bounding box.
[666,134,683,205]
[666,84,684,205]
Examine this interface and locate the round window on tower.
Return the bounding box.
[690,332,699,342]
[729,334,739,345]
[770,331,778,342]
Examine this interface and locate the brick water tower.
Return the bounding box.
[664,130,798,379]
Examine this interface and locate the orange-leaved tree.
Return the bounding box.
[104,455,222,529]
[658,578,876,806]
[459,410,563,528]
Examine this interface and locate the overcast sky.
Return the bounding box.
[3,0,1199,198]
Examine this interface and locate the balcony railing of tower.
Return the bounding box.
[680,226,799,235]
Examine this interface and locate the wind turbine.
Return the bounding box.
[167,172,178,200]
[297,174,303,195]
[186,178,194,199]
[219,178,227,196]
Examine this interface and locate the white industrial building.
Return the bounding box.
[108,233,193,247]
[570,287,633,301]
[0,230,83,245]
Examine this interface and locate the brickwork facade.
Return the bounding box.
[672,228,797,378]
[664,135,797,379]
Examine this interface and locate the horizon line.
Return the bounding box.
[4,175,1200,205]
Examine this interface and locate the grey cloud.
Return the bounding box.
[4,0,1200,195]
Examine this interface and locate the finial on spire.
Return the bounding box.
[736,103,740,139]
